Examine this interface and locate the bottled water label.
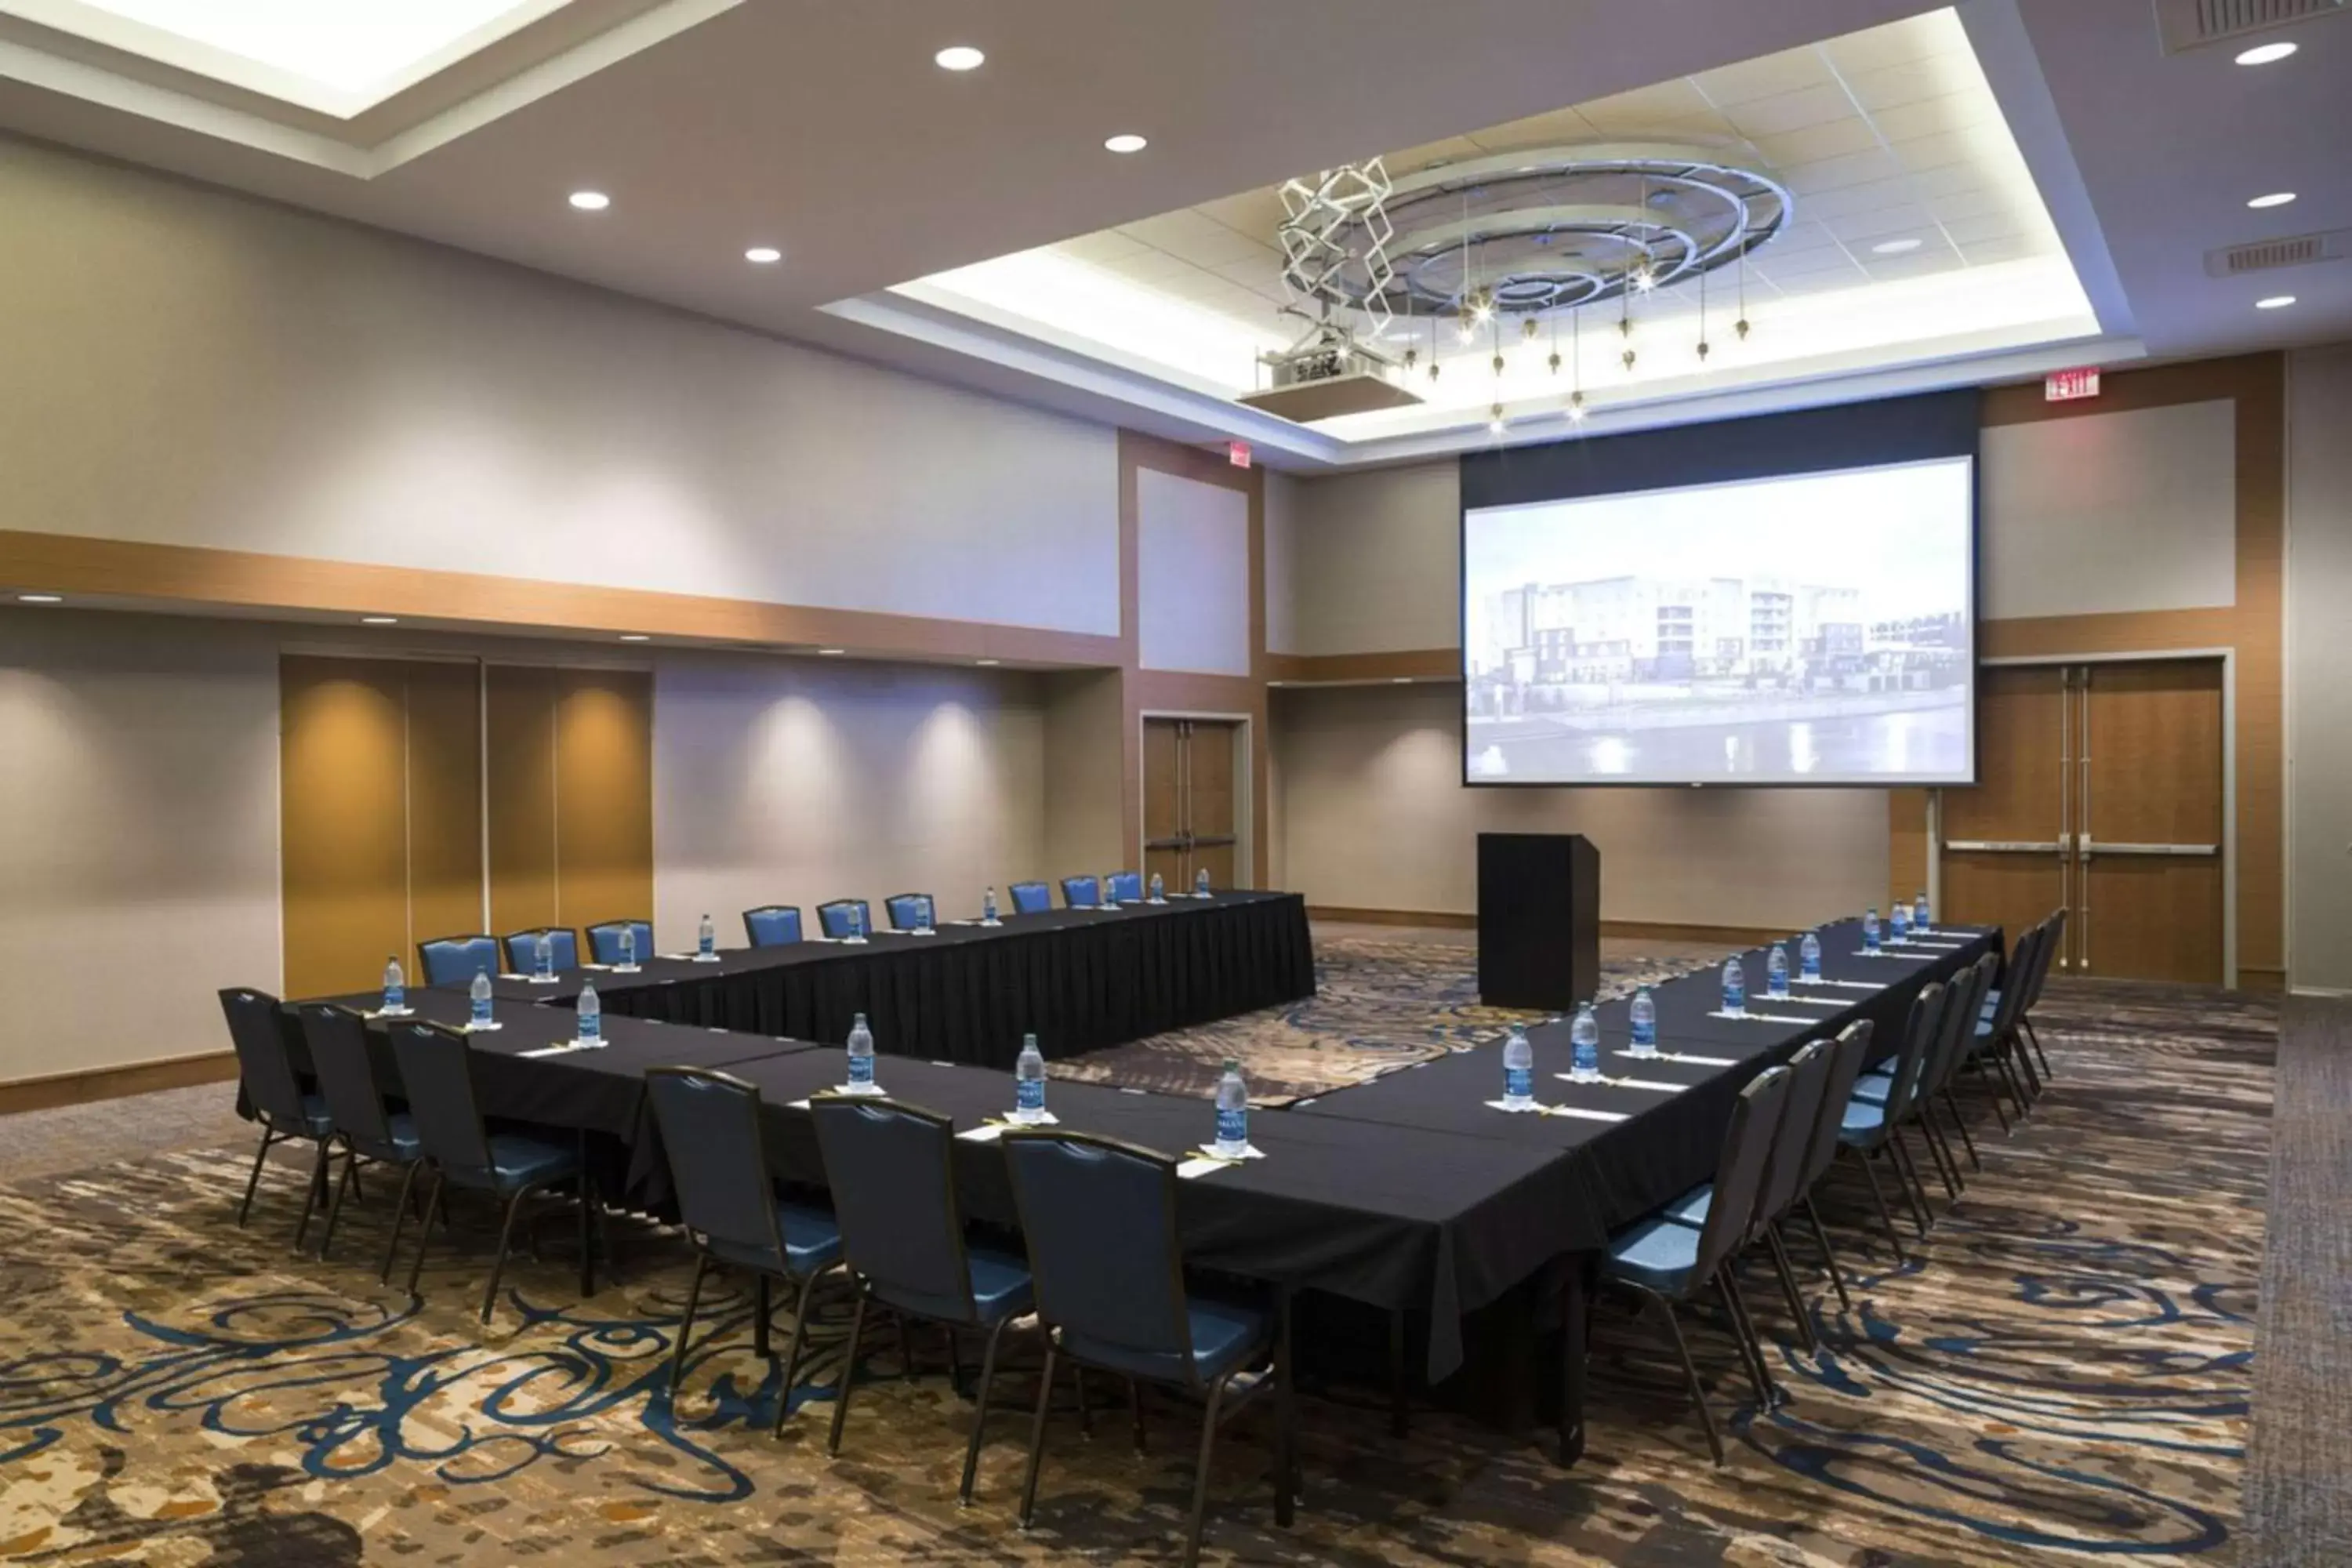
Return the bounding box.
[471,995,492,1025]
[1632,1014,1655,1049]
[1016,1077,1045,1113]
[1801,935,1823,980]
[1504,1065,1533,1101]
[384,983,405,1012]
[848,1051,875,1087]
[1724,978,1744,1012]
[1215,1105,1247,1147]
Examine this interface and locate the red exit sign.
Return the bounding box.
[2045,366,2101,402]
[1227,440,1253,469]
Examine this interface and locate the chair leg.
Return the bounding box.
[1762,1225,1817,1354]
[1275,1290,1298,1522]
[1912,1112,1961,1200]
[237,1128,278,1226]
[481,1184,539,1326]
[1996,1040,2035,1112]
[1940,1087,1983,1171]
[2011,1030,2045,1100]
[670,1254,709,1391]
[405,1172,445,1298]
[1183,1374,1232,1568]
[1073,1364,1092,1439]
[1850,1146,1908,1265]
[2022,1014,2053,1077]
[753,1275,773,1360]
[1645,1290,1722,1466]
[1018,1345,1058,1530]
[379,1160,422,1287]
[958,1313,1014,1504]
[1888,1131,1936,1235]
[945,1323,964,1394]
[1969,1054,2014,1134]
[292,1139,332,1254]
[896,1310,916,1383]
[1130,1378,1148,1455]
[1800,1196,1853,1314]
[318,1148,358,1261]
[775,1266,826,1438]
[826,1287,870,1457]
[1713,1268,1776,1409]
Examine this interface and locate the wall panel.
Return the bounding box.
[485,665,561,942]
[405,659,487,947]
[280,656,408,999]
[554,669,656,930]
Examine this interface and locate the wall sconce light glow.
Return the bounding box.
[2234,41,2296,64]
[2247,191,2297,209]
[619,633,652,642]
[360,615,398,625]
[745,246,783,264]
[934,45,985,71]
[817,648,847,656]
[16,593,62,604]
[975,658,1001,666]
[1391,677,1414,684]
[1871,238,1923,255]
[2256,295,2296,310]
[1103,133,1149,154]
[568,191,611,211]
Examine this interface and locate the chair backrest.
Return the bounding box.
[503,927,579,973]
[1009,880,1053,916]
[1105,871,1144,904]
[2024,908,2066,1008]
[1880,980,1948,1123]
[1985,921,2043,1040]
[585,920,653,966]
[1927,953,1998,1095]
[817,899,869,939]
[1751,1039,1834,1231]
[220,987,307,1129]
[418,935,499,988]
[1798,1018,1875,1190]
[1060,875,1101,909]
[884,893,936,932]
[1003,1131,1194,1383]
[644,1068,789,1271]
[387,1021,495,1176]
[299,1003,395,1150]
[1690,1065,1791,1282]
[808,1096,975,1322]
[743,905,804,947]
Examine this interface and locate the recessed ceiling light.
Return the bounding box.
[817,647,846,656]
[2256,295,2297,310]
[16,593,62,604]
[2247,191,2297,209]
[568,190,610,211]
[934,45,985,71]
[1103,133,1149,154]
[2234,40,2296,64]
[975,658,1000,666]
[619,633,651,642]
[1871,238,1923,255]
[360,615,397,625]
[745,246,783,264]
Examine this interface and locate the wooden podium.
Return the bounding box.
[1476,833,1600,1010]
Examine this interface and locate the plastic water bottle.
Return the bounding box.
[532,930,554,981]
[1501,1025,1534,1107]
[1570,1003,1602,1082]
[1102,873,1120,908]
[469,967,493,1028]
[983,887,1000,925]
[1912,891,1932,935]
[1214,1060,1249,1157]
[1196,867,1212,898]
[1767,943,1790,999]
[1864,907,1882,953]
[847,1012,876,1091]
[382,956,405,1014]
[618,925,638,970]
[1891,901,1911,942]
[849,905,867,942]
[1149,872,1164,903]
[1801,931,1823,981]
[697,913,716,958]
[1722,956,1746,1015]
[577,978,601,1044]
[1014,1033,1046,1122]
[1629,985,1657,1055]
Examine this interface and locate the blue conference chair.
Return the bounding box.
[298,1002,424,1276]
[503,927,579,975]
[585,919,654,967]
[220,987,336,1249]
[1837,982,1947,1253]
[1855,959,1991,1213]
[418,934,499,988]
[1785,1019,1875,1311]
[817,899,871,939]
[884,893,937,932]
[1599,1063,1791,1467]
[1105,871,1144,906]
[743,905,804,948]
[388,1021,603,1323]
[1970,923,2045,1128]
[809,1096,1035,1498]
[1004,1130,1294,1566]
[1008,880,1053,916]
[644,1068,843,1431]
[1059,876,1101,909]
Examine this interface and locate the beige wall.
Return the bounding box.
[1274,682,1889,928]
[0,608,283,1082]
[1135,469,1251,677]
[1287,460,1462,655]
[1040,669,1129,877]
[2288,344,2352,993]
[0,134,1119,637]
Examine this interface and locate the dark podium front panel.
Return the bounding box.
[1477,833,1599,1011]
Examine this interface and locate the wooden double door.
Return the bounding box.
[1142,717,1243,892]
[1938,659,2226,984]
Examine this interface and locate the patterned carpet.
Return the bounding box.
[0,955,2273,1566]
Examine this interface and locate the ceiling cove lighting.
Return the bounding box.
[568,190,610,211]
[2256,295,2297,309]
[934,45,985,71]
[745,246,783,264]
[2234,41,2297,64]
[2247,192,2297,209]
[1871,238,1923,255]
[16,593,62,603]
[1104,133,1149,154]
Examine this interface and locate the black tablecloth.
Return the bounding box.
[572,891,1316,1069]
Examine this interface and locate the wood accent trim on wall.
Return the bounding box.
[0,1049,238,1116]
[1266,648,1460,684]
[0,528,1123,668]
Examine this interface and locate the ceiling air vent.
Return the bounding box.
[2205,229,2350,277]
[2155,0,2347,52]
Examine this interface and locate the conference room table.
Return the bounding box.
[495,890,1316,1069]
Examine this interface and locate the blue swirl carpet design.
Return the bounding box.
[0,956,2268,1565]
